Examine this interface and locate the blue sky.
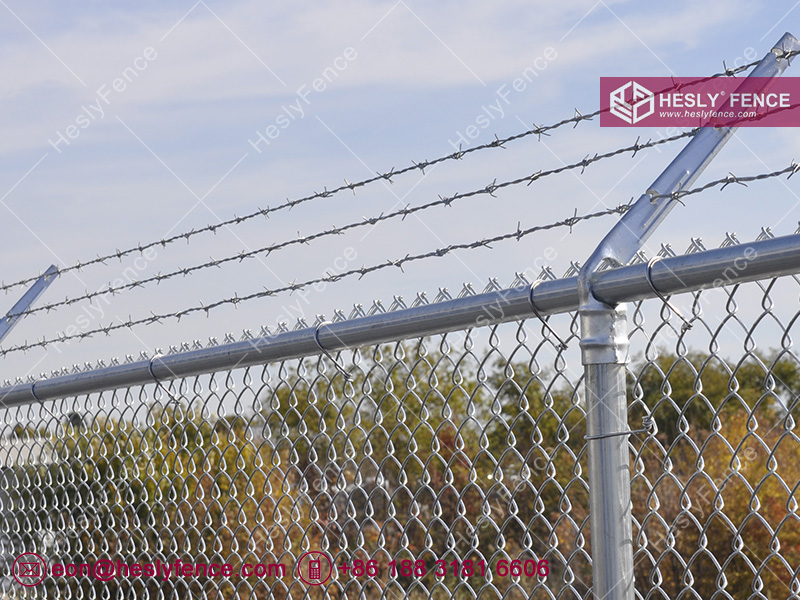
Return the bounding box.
[1,0,800,381]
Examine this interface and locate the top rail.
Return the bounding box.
[2,233,799,408]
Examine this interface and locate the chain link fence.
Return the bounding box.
[0,233,797,599]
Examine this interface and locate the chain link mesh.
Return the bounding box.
[1,239,799,599]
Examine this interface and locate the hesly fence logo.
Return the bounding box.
[601,76,800,127]
[609,80,655,124]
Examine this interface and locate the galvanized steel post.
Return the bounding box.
[578,32,800,600]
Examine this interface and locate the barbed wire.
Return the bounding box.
[5,157,800,357]
[1,204,632,357]
[656,161,800,201]
[0,54,780,298]
[12,129,698,321]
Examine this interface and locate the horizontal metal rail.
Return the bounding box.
[2,233,799,408]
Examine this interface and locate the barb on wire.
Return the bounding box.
[0,54,783,298]
[0,204,632,357]
[9,129,698,323]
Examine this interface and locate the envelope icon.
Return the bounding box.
[19,562,40,577]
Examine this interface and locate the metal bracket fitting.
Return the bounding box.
[313,321,351,380]
[528,281,568,351]
[645,257,693,333]
[585,415,656,441]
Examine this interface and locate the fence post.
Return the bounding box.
[577,32,800,600]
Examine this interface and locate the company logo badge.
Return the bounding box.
[609,81,655,124]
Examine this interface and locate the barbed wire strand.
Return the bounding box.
[2,205,632,357]
[0,53,782,297]
[15,129,698,321]
[5,159,800,357]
